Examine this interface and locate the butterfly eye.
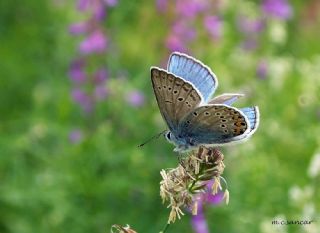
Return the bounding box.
[165,132,171,140]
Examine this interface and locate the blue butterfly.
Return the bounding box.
[151,52,259,152]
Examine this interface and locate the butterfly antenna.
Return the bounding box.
[138,130,167,148]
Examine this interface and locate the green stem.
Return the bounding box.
[188,164,205,192]
[159,223,170,233]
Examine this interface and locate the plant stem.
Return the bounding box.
[159,223,170,233]
[188,164,205,192]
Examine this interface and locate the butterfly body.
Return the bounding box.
[151,52,259,152]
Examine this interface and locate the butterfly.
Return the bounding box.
[151,52,259,152]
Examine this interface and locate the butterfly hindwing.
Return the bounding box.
[167,52,218,103]
[151,67,202,133]
[239,107,259,133]
[178,104,250,145]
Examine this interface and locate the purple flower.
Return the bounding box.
[241,38,258,51]
[237,16,265,34]
[256,59,268,79]
[71,88,93,112]
[93,4,106,21]
[77,0,90,11]
[206,191,224,204]
[191,180,225,233]
[69,129,83,144]
[94,68,108,84]
[262,0,293,20]
[69,59,86,83]
[156,0,168,12]
[166,21,196,52]
[176,0,207,19]
[172,21,196,41]
[166,34,186,52]
[69,22,88,35]
[94,85,108,100]
[203,180,225,204]
[191,210,209,233]
[204,15,223,40]
[72,88,88,103]
[79,30,108,54]
[104,0,118,7]
[126,91,145,107]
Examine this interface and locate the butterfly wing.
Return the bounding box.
[151,67,203,133]
[239,107,259,137]
[209,93,244,105]
[177,104,251,145]
[167,52,218,103]
[210,95,260,138]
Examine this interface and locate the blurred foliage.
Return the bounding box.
[0,1,320,233]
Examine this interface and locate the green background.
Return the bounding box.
[0,1,319,233]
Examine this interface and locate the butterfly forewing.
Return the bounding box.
[151,67,202,132]
[178,104,249,145]
[168,52,218,103]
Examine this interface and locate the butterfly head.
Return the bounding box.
[164,131,196,152]
[164,131,175,144]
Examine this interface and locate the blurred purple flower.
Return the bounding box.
[104,0,118,7]
[191,210,209,233]
[69,22,88,35]
[191,181,224,233]
[72,88,88,103]
[172,21,196,41]
[69,59,86,83]
[256,59,268,79]
[176,0,207,19]
[71,88,93,112]
[69,129,83,144]
[204,15,223,40]
[262,0,293,20]
[241,38,258,50]
[94,85,108,100]
[166,34,186,52]
[166,21,196,52]
[206,191,224,204]
[126,91,145,107]
[94,68,108,84]
[156,0,168,12]
[79,30,108,54]
[77,0,90,11]
[237,16,265,34]
[93,4,106,21]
